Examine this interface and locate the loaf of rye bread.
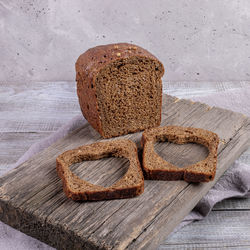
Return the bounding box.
[56,139,144,201]
[141,126,219,182]
[75,43,164,138]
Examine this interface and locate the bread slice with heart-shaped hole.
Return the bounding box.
[141,126,219,182]
[56,139,144,201]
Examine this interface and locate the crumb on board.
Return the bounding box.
[219,139,226,144]
[206,106,212,111]
[174,98,180,103]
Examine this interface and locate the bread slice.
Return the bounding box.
[75,43,164,138]
[141,126,219,182]
[56,139,144,201]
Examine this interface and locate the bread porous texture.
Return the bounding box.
[141,126,219,182]
[76,43,164,138]
[96,57,163,137]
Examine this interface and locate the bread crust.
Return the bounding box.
[56,139,144,201]
[141,126,219,182]
[75,43,164,138]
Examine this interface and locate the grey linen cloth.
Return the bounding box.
[1,87,250,250]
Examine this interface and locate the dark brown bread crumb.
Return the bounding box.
[75,43,164,138]
[141,126,219,182]
[56,139,144,201]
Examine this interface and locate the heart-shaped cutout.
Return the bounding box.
[141,126,219,182]
[56,139,144,201]
[155,141,209,168]
[70,157,129,188]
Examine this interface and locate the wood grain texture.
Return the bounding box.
[163,81,250,98]
[214,197,250,210]
[160,210,250,250]
[1,94,250,250]
[0,132,51,176]
[0,82,80,132]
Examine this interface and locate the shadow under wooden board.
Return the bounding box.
[1,94,250,250]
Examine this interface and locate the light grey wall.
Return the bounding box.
[1,0,250,82]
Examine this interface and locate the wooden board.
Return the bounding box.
[0,94,250,250]
[160,210,250,249]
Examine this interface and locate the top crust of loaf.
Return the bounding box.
[75,43,164,82]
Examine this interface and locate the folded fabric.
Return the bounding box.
[1,87,250,250]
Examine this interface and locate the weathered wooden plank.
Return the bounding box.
[0,82,80,132]
[160,210,250,249]
[163,81,250,98]
[0,94,249,249]
[161,244,250,250]
[0,132,51,175]
[213,197,250,210]
[0,132,51,163]
[236,146,250,166]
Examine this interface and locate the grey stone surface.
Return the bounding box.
[1,0,250,82]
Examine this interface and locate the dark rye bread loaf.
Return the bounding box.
[75,43,164,138]
[141,126,219,182]
[56,139,144,201]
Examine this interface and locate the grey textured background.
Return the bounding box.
[1,0,250,82]
[1,1,250,249]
